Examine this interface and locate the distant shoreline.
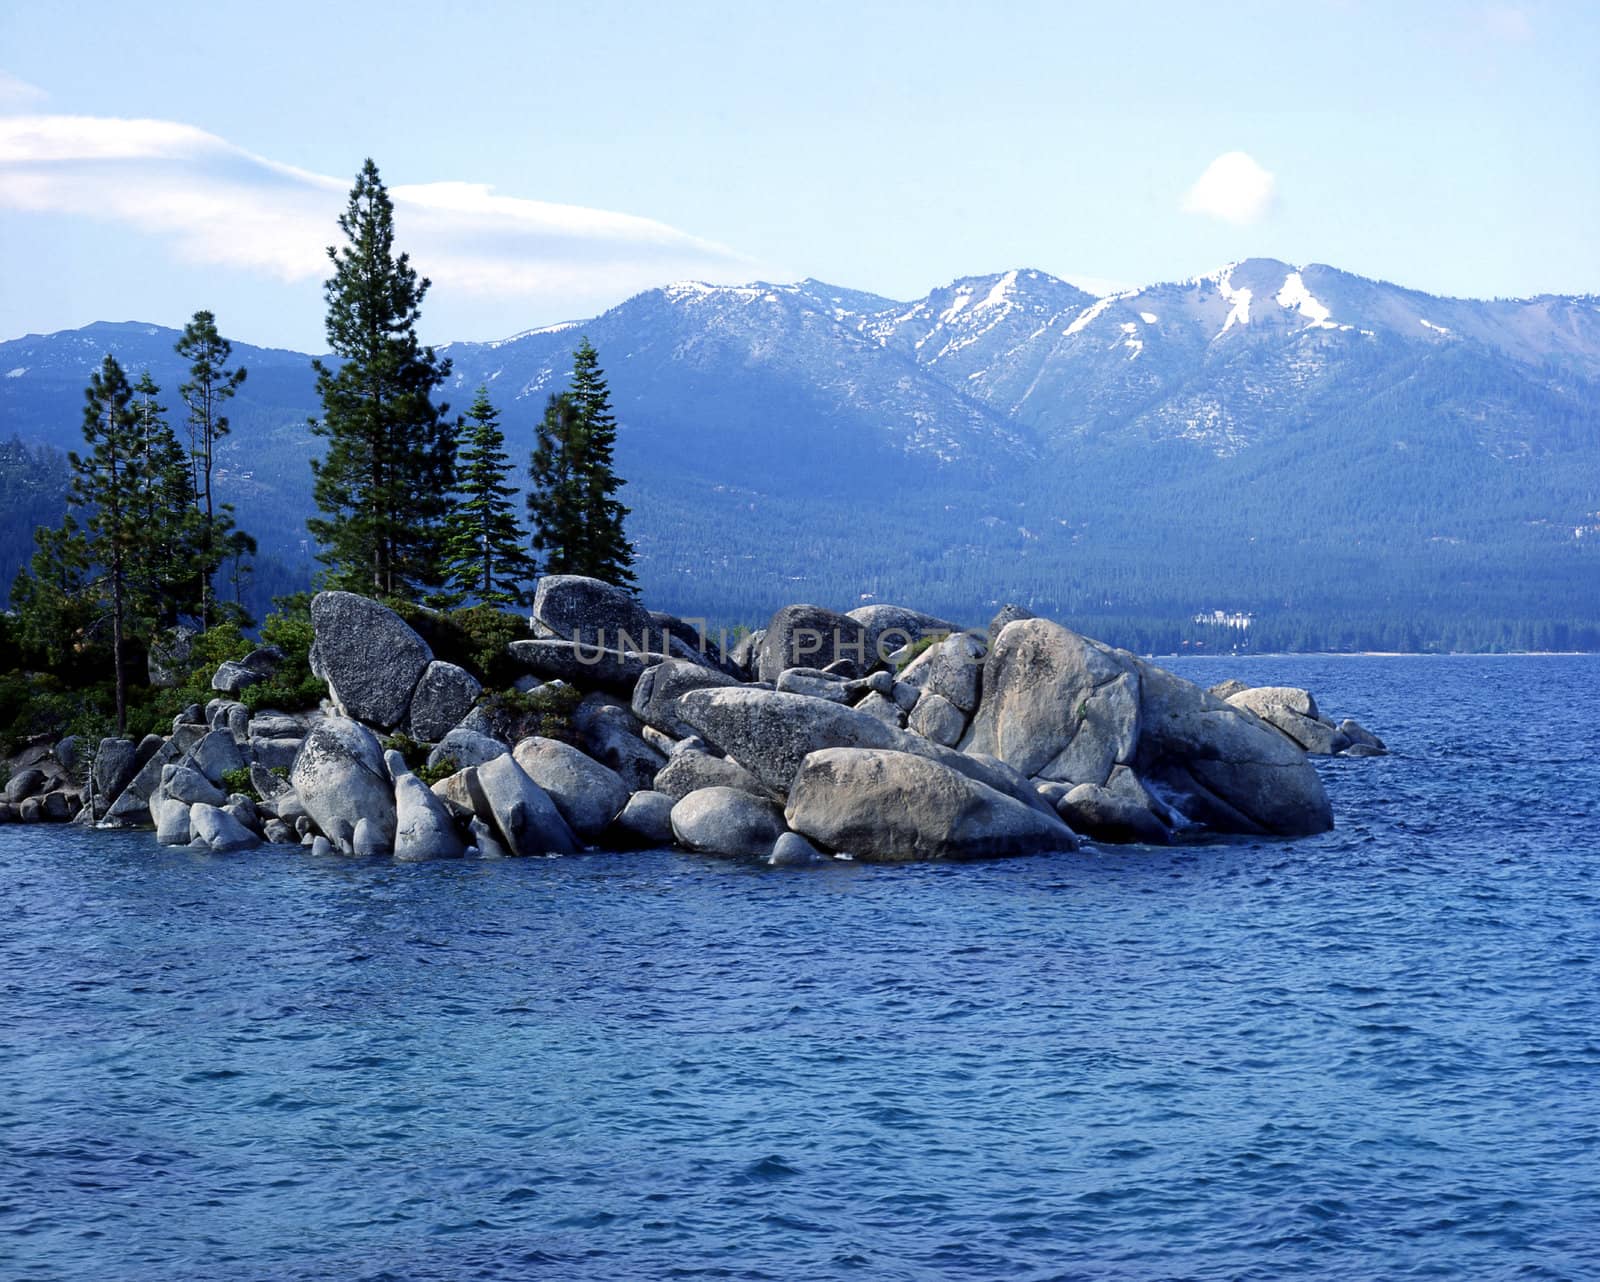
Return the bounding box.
[1159,650,1599,659]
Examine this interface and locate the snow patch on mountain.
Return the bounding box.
[5,367,25,378]
[1420,319,1453,335]
[1275,271,1337,328]
[1218,271,1252,335]
[1065,295,1118,336]
[1140,312,1159,324]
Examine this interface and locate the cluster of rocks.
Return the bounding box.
[5,575,1387,860]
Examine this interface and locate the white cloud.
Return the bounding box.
[0,113,759,309]
[0,72,46,110]
[1181,151,1278,226]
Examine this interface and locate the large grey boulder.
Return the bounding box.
[1057,783,1171,845]
[1339,719,1387,753]
[962,618,1141,787]
[768,831,829,868]
[290,717,396,852]
[898,631,985,713]
[907,692,967,747]
[90,739,138,807]
[533,574,659,650]
[5,766,47,805]
[726,629,764,679]
[1132,660,1333,837]
[164,764,227,808]
[470,753,579,856]
[631,659,741,739]
[649,610,740,676]
[571,696,666,792]
[407,661,483,744]
[248,712,305,740]
[1226,687,1349,756]
[101,740,180,826]
[508,639,669,691]
[846,604,960,669]
[352,816,388,858]
[426,727,509,771]
[853,690,906,729]
[985,604,1035,649]
[190,802,260,852]
[675,685,1053,817]
[606,790,676,849]
[511,737,630,841]
[776,667,854,704]
[786,748,1077,862]
[250,737,302,771]
[756,605,872,683]
[310,591,432,729]
[669,787,788,859]
[211,660,266,695]
[154,798,192,846]
[188,729,246,785]
[653,750,770,802]
[393,773,466,861]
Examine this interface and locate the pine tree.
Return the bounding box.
[129,371,202,628]
[10,516,95,673]
[525,340,636,589]
[307,158,454,600]
[567,339,635,588]
[527,392,585,575]
[69,356,140,732]
[175,310,247,628]
[442,386,537,605]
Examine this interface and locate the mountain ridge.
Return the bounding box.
[3,260,1597,650]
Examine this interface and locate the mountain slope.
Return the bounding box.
[3,264,1597,648]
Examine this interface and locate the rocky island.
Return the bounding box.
[1,575,1386,863]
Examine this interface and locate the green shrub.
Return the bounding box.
[476,681,583,744]
[385,600,531,688]
[414,757,458,788]
[380,733,430,771]
[241,596,323,712]
[220,766,257,800]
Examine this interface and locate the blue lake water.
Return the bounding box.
[3,654,1598,1281]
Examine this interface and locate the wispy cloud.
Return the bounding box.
[0,71,47,110]
[0,113,760,309]
[1181,151,1278,226]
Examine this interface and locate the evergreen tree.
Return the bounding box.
[567,339,635,588]
[175,309,247,628]
[307,158,454,600]
[442,386,536,605]
[527,392,585,575]
[129,371,202,628]
[10,516,95,672]
[69,356,140,731]
[525,340,636,589]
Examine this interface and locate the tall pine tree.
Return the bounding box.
[442,386,536,606]
[527,392,584,576]
[525,339,636,589]
[307,158,454,600]
[174,310,246,628]
[129,371,202,628]
[70,356,140,732]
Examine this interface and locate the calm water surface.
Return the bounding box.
[2,655,1598,1280]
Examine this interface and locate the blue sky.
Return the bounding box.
[2,0,1595,349]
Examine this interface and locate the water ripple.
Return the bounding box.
[1,655,1598,1279]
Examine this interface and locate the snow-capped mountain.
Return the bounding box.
[3,262,1597,643]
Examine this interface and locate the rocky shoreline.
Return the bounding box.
[0,576,1386,863]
